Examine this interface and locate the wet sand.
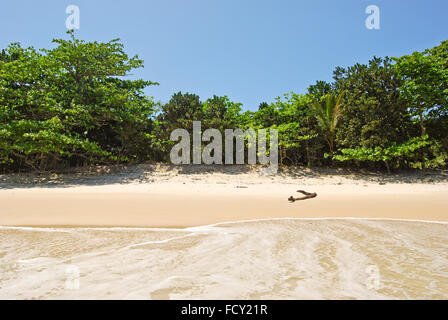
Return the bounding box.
[1,219,447,299]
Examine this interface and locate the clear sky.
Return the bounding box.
[1,0,447,110]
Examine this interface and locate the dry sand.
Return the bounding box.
[1,164,448,227]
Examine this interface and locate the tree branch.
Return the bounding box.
[288,190,317,202]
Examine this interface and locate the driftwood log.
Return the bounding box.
[288,190,317,202]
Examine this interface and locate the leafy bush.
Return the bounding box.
[330,135,447,172]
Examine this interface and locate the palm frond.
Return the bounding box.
[310,90,347,152]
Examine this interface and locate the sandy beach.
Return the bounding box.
[1,165,448,300]
[1,164,448,227]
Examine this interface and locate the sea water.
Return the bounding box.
[0,219,447,300]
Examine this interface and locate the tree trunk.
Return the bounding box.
[419,105,426,136]
[306,141,311,167]
[418,105,427,169]
[383,160,391,174]
[327,136,334,154]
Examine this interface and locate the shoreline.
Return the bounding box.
[2,217,448,231]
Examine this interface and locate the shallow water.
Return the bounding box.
[0,219,447,300]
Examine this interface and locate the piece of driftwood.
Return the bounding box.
[288,190,317,202]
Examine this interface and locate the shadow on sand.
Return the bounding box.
[1,163,447,190]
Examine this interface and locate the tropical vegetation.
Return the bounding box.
[1,32,447,172]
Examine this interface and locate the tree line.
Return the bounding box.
[0,31,447,172]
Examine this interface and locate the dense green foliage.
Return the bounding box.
[333,57,412,149]
[330,135,447,173]
[0,31,158,171]
[1,33,447,172]
[394,41,448,136]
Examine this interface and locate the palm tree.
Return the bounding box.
[310,91,346,153]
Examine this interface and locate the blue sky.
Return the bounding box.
[1,0,447,110]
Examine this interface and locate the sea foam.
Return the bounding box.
[0,219,447,299]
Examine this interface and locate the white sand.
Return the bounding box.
[0,164,448,227]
